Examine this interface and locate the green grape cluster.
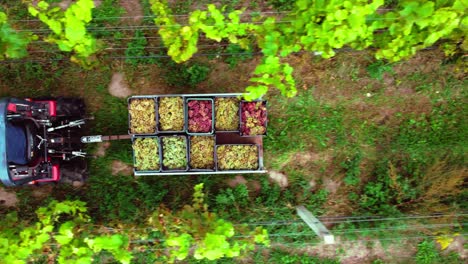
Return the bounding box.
[162,136,187,169]
[215,97,240,131]
[133,138,160,171]
[189,136,215,169]
[129,98,156,134]
[216,145,259,170]
[158,97,185,131]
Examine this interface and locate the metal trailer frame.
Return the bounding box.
[129,93,267,176]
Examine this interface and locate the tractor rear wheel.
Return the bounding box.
[56,97,86,118]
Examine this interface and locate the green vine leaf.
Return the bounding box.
[165,233,193,261]
[26,0,101,68]
[0,12,34,59]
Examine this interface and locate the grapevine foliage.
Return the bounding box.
[372,0,468,59]
[0,12,34,59]
[0,190,268,263]
[0,200,131,264]
[149,0,467,100]
[148,183,269,262]
[27,0,101,67]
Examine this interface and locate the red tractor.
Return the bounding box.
[0,97,88,186]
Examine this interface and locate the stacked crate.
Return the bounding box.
[128,94,267,175]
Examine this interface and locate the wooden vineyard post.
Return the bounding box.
[296,205,335,245]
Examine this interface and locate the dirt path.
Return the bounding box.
[0,187,18,208]
[119,0,144,25]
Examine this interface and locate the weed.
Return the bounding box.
[260,248,340,263]
[391,99,466,167]
[85,141,167,222]
[125,30,148,66]
[140,0,155,24]
[415,240,441,264]
[224,44,253,68]
[366,60,394,80]
[2,2,30,20]
[90,93,128,135]
[221,0,240,12]
[123,46,168,68]
[341,152,362,186]
[171,0,193,14]
[215,184,249,216]
[265,91,346,158]
[89,0,124,37]
[267,0,297,11]
[0,61,64,97]
[359,181,396,215]
[164,61,210,87]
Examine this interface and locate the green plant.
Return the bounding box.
[129,98,156,134]
[359,181,396,214]
[27,0,101,67]
[0,12,33,59]
[149,0,466,100]
[0,200,132,264]
[340,152,362,186]
[216,145,258,170]
[373,0,467,60]
[267,0,297,11]
[215,184,250,213]
[264,248,340,264]
[125,30,148,66]
[215,97,240,131]
[415,240,441,264]
[86,142,167,222]
[186,64,210,86]
[133,138,160,171]
[366,60,395,80]
[158,97,184,131]
[89,0,124,35]
[189,136,215,169]
[164,62,211,87]
[224,43,253,68]
[148,183,269,262]
[162,136,187,169]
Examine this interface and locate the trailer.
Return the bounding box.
[82,93,268,177]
